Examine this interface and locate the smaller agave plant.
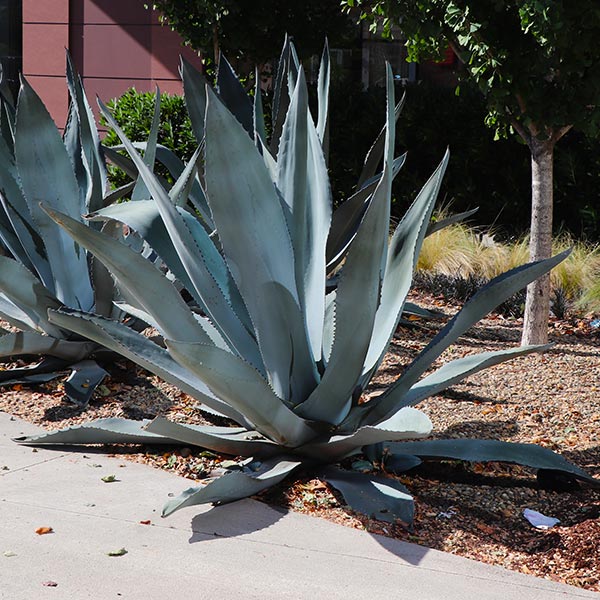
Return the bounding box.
[16,44,597,525]
[0,56,137,404]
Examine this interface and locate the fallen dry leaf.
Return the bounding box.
[35,527,53,535]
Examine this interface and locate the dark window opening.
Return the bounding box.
[0,0,22,98]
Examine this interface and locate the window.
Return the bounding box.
[0,0,22,97]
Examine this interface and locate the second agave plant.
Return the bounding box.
[16,46,597,525]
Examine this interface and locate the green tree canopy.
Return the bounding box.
[346,0,600,345]
[147,0,356,65]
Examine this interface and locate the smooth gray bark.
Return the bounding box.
[521,137,555,346]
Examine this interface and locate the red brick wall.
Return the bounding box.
[22,0,203,127]
[22,0,70,126]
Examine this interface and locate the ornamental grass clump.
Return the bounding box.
[16,41,597,525]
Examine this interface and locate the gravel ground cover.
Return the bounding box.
[1,291,599,591]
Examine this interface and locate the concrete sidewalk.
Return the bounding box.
[1,411,597,600]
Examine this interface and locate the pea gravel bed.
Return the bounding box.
[1,293,599,591]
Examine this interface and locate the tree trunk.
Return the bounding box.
[212,24,220,65]
[521,137,555,346]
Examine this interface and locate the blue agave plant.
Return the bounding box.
[14,43,596,525]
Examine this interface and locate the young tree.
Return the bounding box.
[146,1,355,66]
[346,0,600,344]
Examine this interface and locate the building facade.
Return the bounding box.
[1,0,201,126]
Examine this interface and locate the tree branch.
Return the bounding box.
[552,125,573,144]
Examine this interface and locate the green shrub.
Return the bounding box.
[101,89,196,190]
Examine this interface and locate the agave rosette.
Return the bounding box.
[15,44,596,524]
[0,55,137,404]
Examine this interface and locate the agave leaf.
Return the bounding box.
[356,94,405,189]
[104,144,177,200]
[63,102,89,211]
[0,357,69,384]
[48,309,248,424]
[131,86,161,202]
[271,35,293,154]
[387,439,599,485]
[257,136,278,181]
[145,417,281,457]
[13,418,176,446]
[295,65,396,425]
[0,195,42,279]
[103,180,136,205]
[65,52,107,213]
[153,143,212,224]
[277,69,332,362]
[0,141,54,289]
[360,151,449,381]
[316,39,330,160]
[162,456,302,517]
[0,256,64,337]
[204,85,317,398]
[63,359,108,407]
[91,200,198,300]
[426,207,479,237]
[402,302,445,320]
[95,107,261,367]
[90,221,120,319]
[0,62,15,109]
[253,67,267,146]
[15,77,93,311]
[301,407,431,461]
[102,145,138,180]
[0,331,96,361]
[384,454,422,473]
[322,289,336,365]
[116,300,229,352]
[168,144,201,207]
[165,339,317,447]
[396,345,551,409]
[320,466,414,525]
[181,57,208,145]
[326,182,375,270]
[0,65,15,147]
[359,249,571,427]
[0,293,38,331]
[288,43,301,93]
[43,205,211,345]
[217,55,254,135]
[326,154,407,272]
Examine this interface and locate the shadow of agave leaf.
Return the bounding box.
[187,496,431,568]
[188,499,287,542]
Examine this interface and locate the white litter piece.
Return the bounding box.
[523,508,560,529]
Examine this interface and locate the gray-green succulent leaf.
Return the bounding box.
[14,418,175,446]
[320,466,414,526]
[386,438,599,486]
[161,455,302,517]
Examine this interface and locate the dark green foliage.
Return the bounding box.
[328,78,600,239]
[147,0,356,66]
[101,89,196,190]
